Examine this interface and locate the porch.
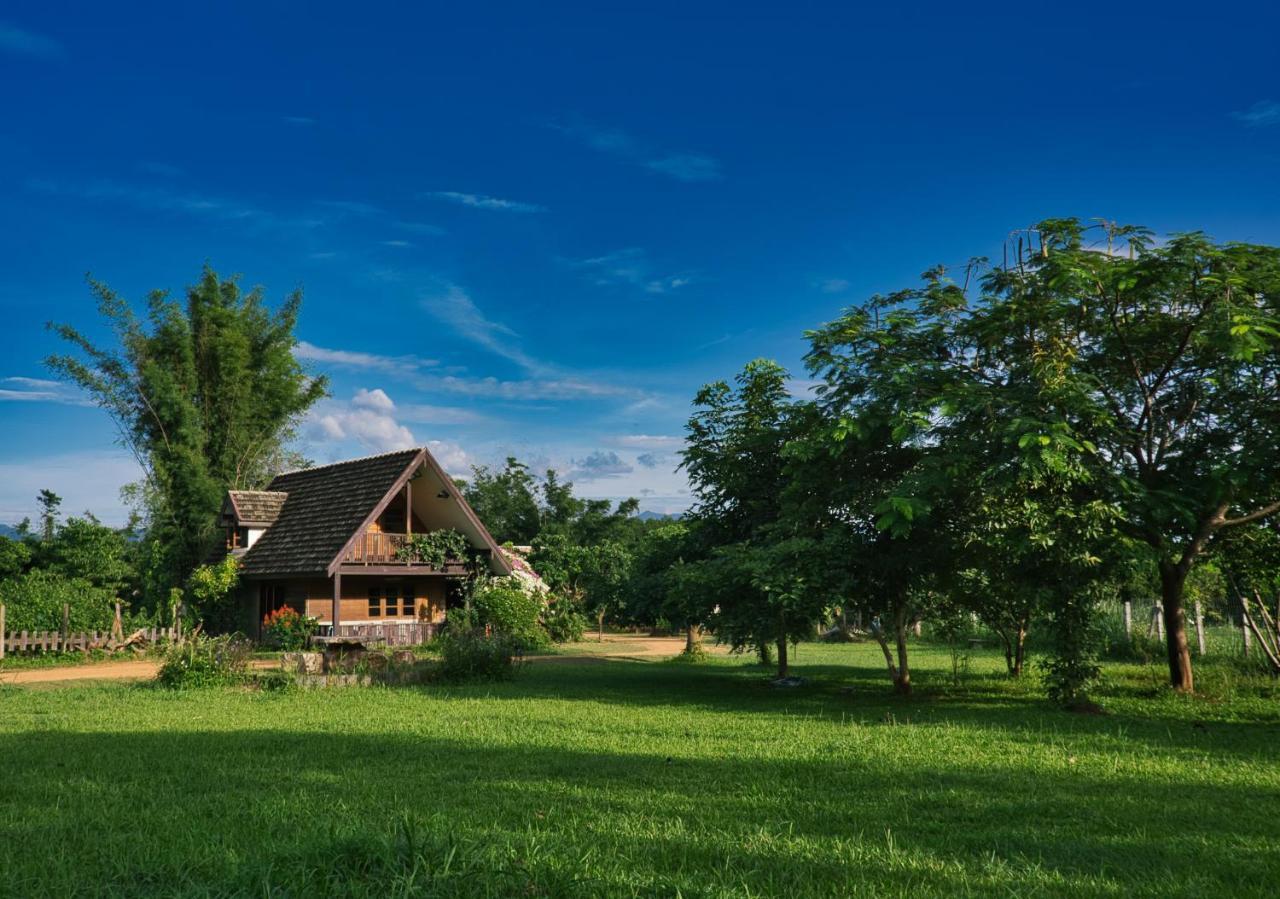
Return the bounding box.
[339,531,473,571]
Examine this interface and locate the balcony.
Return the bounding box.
[340,532,469,571]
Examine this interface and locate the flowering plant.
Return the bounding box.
[262,605,319,650]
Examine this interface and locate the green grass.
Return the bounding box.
[1,643,1277,898]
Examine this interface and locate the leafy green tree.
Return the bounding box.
[626,522,715,653]
[46,513,138,598]
[463,458,542,544]
[531,535,632,640]
[0,536,32,581]
[0,570,115,633]
[37,490,61,543]
[47,267,327,599]
[185,554,241,632]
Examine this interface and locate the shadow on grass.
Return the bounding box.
[1,725,1277,897]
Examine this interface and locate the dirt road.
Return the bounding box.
[0,634,714,686]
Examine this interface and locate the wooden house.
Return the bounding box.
[221,446,512,642]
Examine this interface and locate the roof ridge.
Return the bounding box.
[273,446,422,478]
[228,489,289,495]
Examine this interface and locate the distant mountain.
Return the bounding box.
[635,510,682,522]
[0,523,21,539]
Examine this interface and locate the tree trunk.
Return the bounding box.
[893,605,911,695]
[757,641,772,666]
[597,609,605,642]
[684,622,699,654]
[1013,622,1027,676]
[1158,561,1195,692]
[776,631,789,679]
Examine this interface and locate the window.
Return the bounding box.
[367,587,380,617]
[402,587,415,617]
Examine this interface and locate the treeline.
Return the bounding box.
[0,491,142,632]
[627,219,1280,703]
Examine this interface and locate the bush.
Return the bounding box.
[261,605,318,650]
[542,596,588,643]
[436,629,522,682]
[472,577,549,650]
[186,557,240,633]
[156,635,251,688]
[0,569,116,632]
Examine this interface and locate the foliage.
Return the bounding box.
[531,535,632,638]
[46,267,328,601]
[395,528,475,570]
[0,569,116,632]
[541,595,588,643]
[155,634,252,688]
[0,536,32,580]
[261,605,318,650]
[462,458,542,544]
[435,629,522,682]
[472,576,549,650]
[185,557,241,632]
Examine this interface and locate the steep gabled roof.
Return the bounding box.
[225,490,288,526]
[238,449,421,577]
[236,446,512,578]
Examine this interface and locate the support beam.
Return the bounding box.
[332,572,342,635]
[406,479,412,537]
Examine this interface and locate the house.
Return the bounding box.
[220,446,512,642]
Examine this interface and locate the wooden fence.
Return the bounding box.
[0,602,179,659]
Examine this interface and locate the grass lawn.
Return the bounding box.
[1,642,1277,897]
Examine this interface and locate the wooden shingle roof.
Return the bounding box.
[225,490,288,526]
[238,448,421,577]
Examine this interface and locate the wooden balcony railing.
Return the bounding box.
[340,532,469,570]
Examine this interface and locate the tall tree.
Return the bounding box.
[47,267,327,597]
[37,490,62,543]
[463,458,542,545]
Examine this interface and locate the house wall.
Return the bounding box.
[240,576,450,634]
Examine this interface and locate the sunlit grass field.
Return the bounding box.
[2,641,1277,897]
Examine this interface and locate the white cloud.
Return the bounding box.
[563,248,691,295]
[381,239,413,248]
[0,450,141,526]
[428,191,545,213]
[1233,100,1280,127]
[294,341,438,375]
[645,275,692,294]
[397,403,485,425]
[308,389,417,453]
[426,440,471,476]
[817,278,851,294]
[0,377,93,406]
[0,22,63,59]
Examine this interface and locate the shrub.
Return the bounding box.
[187,557,241,633]
[156,635,251,688]
[542,596,587,643]
[261,605,318,650]
[472,577,549,650]
[0,569,116,632]
[436,629,522,682]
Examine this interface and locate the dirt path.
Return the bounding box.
[0,657,278,687]
[0,634,714,686]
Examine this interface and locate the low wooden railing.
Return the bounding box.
[340,532,468,569]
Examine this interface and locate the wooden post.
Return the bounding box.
[1152,604,1164,641]
[1243,614,1253,656]
[0,603,5,660]
[1194,600,1206,656]
[61,603,70,647]
[332,572,342,636]
[406,480,412,537]
[1122,600,1132,639]
[112,602,124,642]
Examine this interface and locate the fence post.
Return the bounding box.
[1122,600,1132,640]
[0,603,5,660]
[1243,614,1253,656]
[1194,601,1206,656]
[1155,604,1165,641]
[61,603,70,646]
[112,602,123,642]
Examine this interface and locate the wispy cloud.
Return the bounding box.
[294,341,438,375]
[1233,100,1280,127]
[283,116,317,126]
[25,177,303,230]
[394,220,445,236]
[428,191,545,213]
[816,277,851,294]
[563,247,692,295]
[0,377,92,406]
[0,450,140,526]
[316,199,381,216]
[381,239,413,248]
[421,283,551,375]
[606,434,683,451]
[551,119,723,182]
[636,452,667,469]
[0,22,63,59]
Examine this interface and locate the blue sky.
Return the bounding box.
[2,2,1279,524]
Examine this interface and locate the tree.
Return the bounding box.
[463,458,541,545]
[47,267,327,598]
[46,513,138,598]
[531,535,632,640]
[966,221,1280,692]
[37,490,61,543]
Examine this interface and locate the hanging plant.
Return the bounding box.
[395,529,478,571]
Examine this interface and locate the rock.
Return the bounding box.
[771,676,807,688]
